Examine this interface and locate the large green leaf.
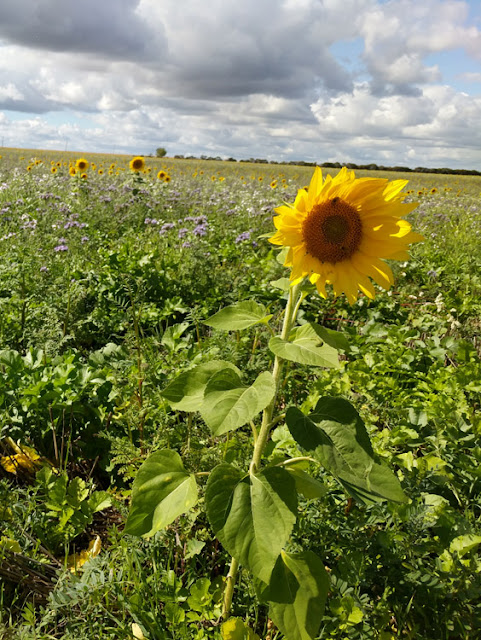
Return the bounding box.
[160,360,240,412]
[200,370,275,436]
[286,397,407,504]
[124,450,198,537]
[204,300,272,331]
[310,323,350,353]
[285,468,328,500]
[269,323,339,368]
[267,551,329,640]
[205,464,297,583]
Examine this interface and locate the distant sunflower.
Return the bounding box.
[164,175,171,183]
[270,166,423,304]
[80,173,88,180]
[69,167,76,176]
[76,158,89,172]
[129,156,145,172]
[51,166,57,174]
[157,170,167,180]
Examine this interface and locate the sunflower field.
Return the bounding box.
[0,148,480,640]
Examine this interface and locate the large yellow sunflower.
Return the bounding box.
[75,158,89,172]
[129,156,145,172]
[270,167,423,304]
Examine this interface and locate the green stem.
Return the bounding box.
[249,283,301,474]
[222,556,239,619]
[277,456,318,467]
[222,282,303,620]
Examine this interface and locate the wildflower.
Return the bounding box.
[270,180,278,189]
[129,156,145,172]
[81,236,89,243]
[76,158,89,171]
[54,244,68,252]
[40,266,49,273]
[270,166,423,303]
[235,230,252,243]
[157,170,167,180]
[69,167,76,176]
[51,167,57,174]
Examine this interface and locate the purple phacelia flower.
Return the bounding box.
[235,230,252,243]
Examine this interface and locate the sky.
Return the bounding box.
[0,0,480,169]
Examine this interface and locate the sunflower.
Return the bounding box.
[129,156,145,172]
[69,167,77,177]
[76,158,89,172]
[157,170,167,180]
[269,166,423,304]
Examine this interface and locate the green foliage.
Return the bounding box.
[269,323,340,368]
[1,153,480,639]
[205,300,273,331]
[205,465,297,583]
[124,450,198,537]
[34,467,111,551]
[286,397,407,504]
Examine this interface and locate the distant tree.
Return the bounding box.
[156,147,167,158]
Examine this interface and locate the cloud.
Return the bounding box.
[0,0,480,169]
[0,0,165,60]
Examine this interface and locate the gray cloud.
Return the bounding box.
[0,0,166,60]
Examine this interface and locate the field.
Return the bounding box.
[0,147,480,640]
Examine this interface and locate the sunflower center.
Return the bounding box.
[302,197,363,263]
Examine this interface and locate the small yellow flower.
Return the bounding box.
[129,156,145,172]
[51,166,57,174]
[270,166,423,304]
[270,180,278,189]
[80,173,88,180]
[69,167,76,176]
[157,170,167,180]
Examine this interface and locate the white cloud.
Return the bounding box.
[0,0,479,168]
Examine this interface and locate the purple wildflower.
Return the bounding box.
[235,230,252,243]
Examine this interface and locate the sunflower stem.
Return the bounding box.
[249,282,301,474]
[223,283,302,620]
[222,556,239,619]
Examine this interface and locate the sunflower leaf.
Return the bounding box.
[200,370,275,435]
[266,550,329,640]
[269,323,340,368]
[286,397,407,504]
[205,464,297,583]
[161,360,240,412]
[124,450,198,537]
[204,300,272,331]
